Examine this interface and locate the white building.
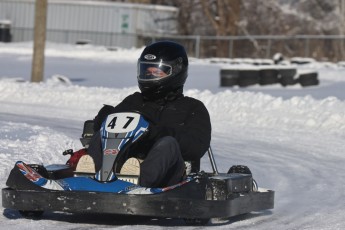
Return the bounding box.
[0,0,178,47]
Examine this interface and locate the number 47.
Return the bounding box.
[107,116,134,129]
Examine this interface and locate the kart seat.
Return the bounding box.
[80,120,94,148]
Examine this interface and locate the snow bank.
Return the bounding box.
[193,89,345,136]
[0,42,143,63]
[0,122,74,178]
[1,79,344,137]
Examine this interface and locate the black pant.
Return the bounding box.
[88,133,185,188]
[139,136,185,188]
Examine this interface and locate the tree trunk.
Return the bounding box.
[201,0,241,57]
[31,0,47,83]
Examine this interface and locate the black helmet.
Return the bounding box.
[137,41,188,99]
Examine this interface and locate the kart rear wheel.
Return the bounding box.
[184,218,210,226]
[19,210,44,219]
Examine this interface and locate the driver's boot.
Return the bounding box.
[120,158,142,184]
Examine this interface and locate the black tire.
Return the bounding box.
[300,79,320,87]
[298,72,319,87]
[278,67,297,86]
[184,218,210,225]
[228,165,252,174]
[19,210,44,219]
[238,69,259,87]
[75,40,91,45]
[220,69,239,87]
[259,68,279,85]
[290,57,314,65]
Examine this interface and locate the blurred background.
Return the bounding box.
[1,0,345,61]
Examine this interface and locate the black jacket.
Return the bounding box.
[93,92,211,161]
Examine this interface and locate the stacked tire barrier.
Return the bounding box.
[259,68,279,85]
[278,67,298,86]
[220,66,319,88]
[0,20,12,42]
[298,71,319,87]
[220,69,239,87]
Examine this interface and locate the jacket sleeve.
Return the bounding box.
[93,104,115,132]
[176,101,211,161]
[149,100,211,161]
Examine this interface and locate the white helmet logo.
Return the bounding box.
[144,54,156,60]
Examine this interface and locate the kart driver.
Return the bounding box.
[71,41,211,188]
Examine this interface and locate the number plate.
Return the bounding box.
[104,113,141,133]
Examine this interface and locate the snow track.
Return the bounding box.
[1,43,345,229]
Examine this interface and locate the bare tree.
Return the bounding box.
[201,0,240,36]
[98,0,345,60]
[200,0,241,57]
[338,0,345,59]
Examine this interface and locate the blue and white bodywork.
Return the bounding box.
[12,112,193,194]
[97,112,149,182]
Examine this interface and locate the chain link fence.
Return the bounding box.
[145,34,345,62]
[8,27,345,62]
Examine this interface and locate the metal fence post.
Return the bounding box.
[266,38,272,58]
[305,38,310,57]
[229,38,233,58]
[65,30,68,44]
[195,35,200,58]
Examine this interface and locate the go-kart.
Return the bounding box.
[2,112,274,225]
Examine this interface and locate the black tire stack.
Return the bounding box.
[220,66,319,88]
[278,67,298,86]
[259,68,279,85]
[237,69,260,87]
[298,71,319,87]
[290,57,315,65]
[220,69,239,87]
[0,21,12,42]
[220,68,260,87]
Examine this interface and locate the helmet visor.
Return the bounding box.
[138,62,172,80]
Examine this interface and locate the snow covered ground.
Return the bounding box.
[0,42,345,229]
